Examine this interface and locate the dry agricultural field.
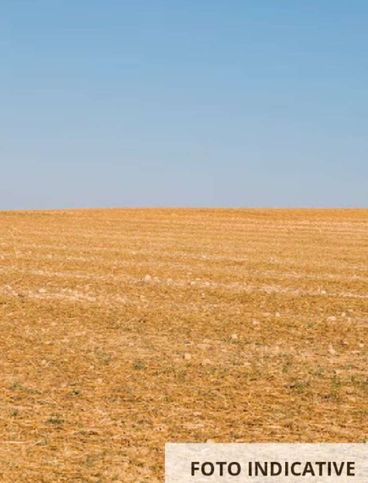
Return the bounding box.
[0,208,367,481]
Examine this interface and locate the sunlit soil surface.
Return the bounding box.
[0,208,367,481]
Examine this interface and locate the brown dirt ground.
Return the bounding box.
[0,208,367,481]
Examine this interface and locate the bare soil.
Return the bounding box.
[0,208,367,481]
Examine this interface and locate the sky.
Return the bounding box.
[1,0,367,209]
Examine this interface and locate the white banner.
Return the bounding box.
[165,443,368,482]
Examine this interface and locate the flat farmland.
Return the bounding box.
[0,208,367,481]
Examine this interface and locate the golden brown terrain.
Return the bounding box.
[0,208,367,481]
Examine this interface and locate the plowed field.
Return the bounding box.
[0,209,367,481]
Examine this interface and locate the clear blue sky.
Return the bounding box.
[1,1,367,208]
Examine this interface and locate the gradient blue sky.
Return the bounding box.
[1,1,367,208]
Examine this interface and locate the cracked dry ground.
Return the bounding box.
[0,208,367,481]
